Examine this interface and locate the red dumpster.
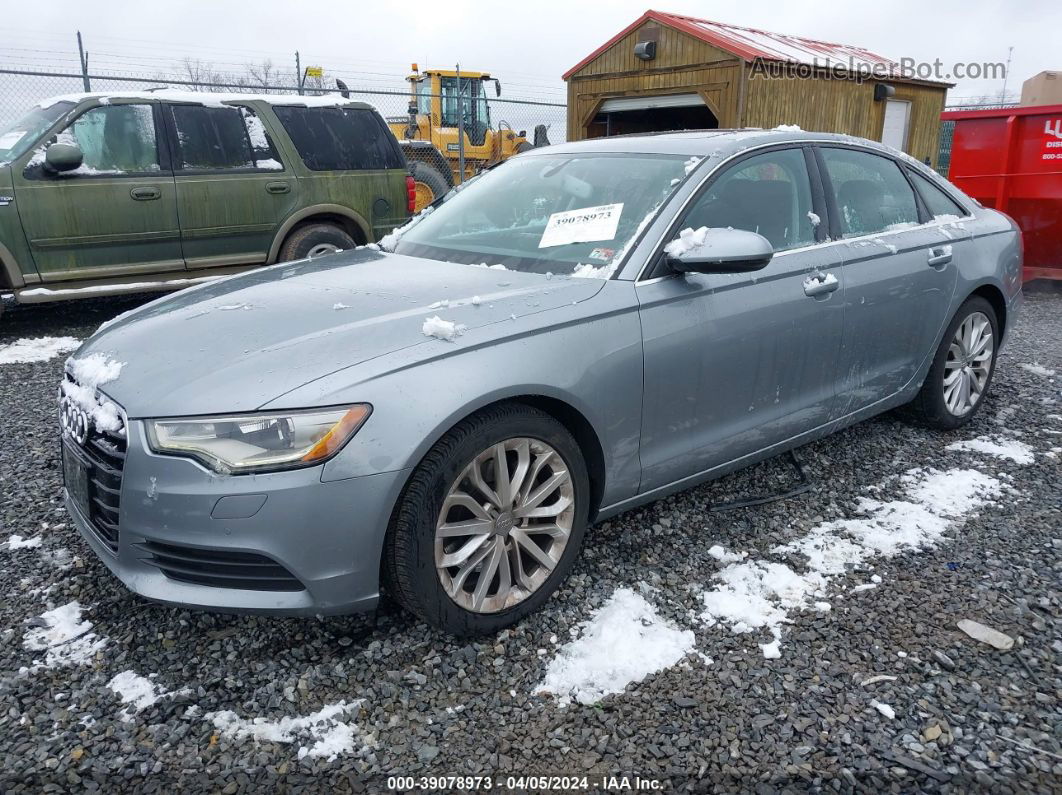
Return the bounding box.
[942,103,1062,281]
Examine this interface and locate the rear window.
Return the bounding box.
[272,106,404,171]
[169,105,282,171]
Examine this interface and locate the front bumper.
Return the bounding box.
[66,420,411,616]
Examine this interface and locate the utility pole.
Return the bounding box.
[456,63,465,184]
[76,31,90,91]
[295,51,303,95]
[1000,45,1014,103]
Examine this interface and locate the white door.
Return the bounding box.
[881,99,912,151]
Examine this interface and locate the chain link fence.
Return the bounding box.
[0,67,568,149]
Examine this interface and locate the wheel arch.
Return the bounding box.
[394,391,609,523]
[0,240,27,290]
[967,282,1008,338]
[268,204,370,263]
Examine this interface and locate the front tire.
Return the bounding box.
[903,296,999,430]
[383,403,589,636]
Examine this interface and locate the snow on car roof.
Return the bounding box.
[38,90,373,110]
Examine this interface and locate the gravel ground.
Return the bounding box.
[0,290,1059,793]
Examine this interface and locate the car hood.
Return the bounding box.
[73,250,605,417]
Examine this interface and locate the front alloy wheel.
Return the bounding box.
[384,403,589,636]
[435,438,575,613]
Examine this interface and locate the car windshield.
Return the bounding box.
[0,101,75,165]
[392,152,694,277]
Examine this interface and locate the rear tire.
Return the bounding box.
[902,296,999,430]
[278,223,356,263]
[409,161,450,213]
[383,403,589,636]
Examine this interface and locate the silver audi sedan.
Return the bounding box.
[59,129,1022,635]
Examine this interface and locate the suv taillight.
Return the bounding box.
[405,175,416,213]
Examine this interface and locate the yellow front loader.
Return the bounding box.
[386,66,550,211]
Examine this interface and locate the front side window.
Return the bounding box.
[170,105,280,171]
[908,169,968,219]
[820,147,919,237]
[30,104,160,176]
[393,153,690,276]
[676,148,817,251]
[272,106,405,171]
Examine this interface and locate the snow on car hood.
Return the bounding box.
[72,250,605,417]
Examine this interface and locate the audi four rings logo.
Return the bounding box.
[59,395,92,445]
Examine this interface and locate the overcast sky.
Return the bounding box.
[3,0,1058,104]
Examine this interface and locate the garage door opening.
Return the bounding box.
[586,93,718,138]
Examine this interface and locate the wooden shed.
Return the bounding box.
[563,10,952,167]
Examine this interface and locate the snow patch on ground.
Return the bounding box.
[206,701,367,761]
[23,602,106,669]
[536,588,696,706]
[946,436,1036,465]
[1020,362,1056,377]
[6,535,42,550]
[421,315,465,341]
[108,671,179,720]
[701,467,1006,658]
[0,336,81,364]
[707,545,747,563]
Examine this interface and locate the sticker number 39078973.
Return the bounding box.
[538,203,624,248]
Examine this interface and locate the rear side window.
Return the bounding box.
[820,147,919,237]
[272,106,404,171]
[908,169,968,219]
[169,105,282,171]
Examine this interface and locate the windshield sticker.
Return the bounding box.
[538,203,623,248]
[588,247,615,261]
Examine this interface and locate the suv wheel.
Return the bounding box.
[279,223,357,262]
[902,296,999,430]
[384,403,589,636]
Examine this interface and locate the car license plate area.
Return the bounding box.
[62,440,92,519]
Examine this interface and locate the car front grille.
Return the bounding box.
[81,426,126,554]
[136,540,305,592]
[60,371,127,556]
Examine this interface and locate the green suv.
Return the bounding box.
[0,91,412,310]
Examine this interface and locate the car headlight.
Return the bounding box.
[145,405,371,474]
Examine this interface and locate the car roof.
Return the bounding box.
[530,128,928,165]
[37,90,374,112]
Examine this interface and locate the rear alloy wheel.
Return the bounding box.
[902,296,999,429]
[384,404,589,635]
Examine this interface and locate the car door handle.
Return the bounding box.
[129,187,160,201]
[803,271,840,297]
[266,182,291,194]
[927,245,953,267]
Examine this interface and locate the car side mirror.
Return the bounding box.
[664,227,773,274]
[44,142,83,174]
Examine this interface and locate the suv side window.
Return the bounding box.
[271,106,405,171]
[169,105,281,171]
[820,147,919,236]
[908,169,968,219]
[27,104,160,177]
[675,147,817,252]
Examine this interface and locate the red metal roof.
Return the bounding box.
[563,9,908,80]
